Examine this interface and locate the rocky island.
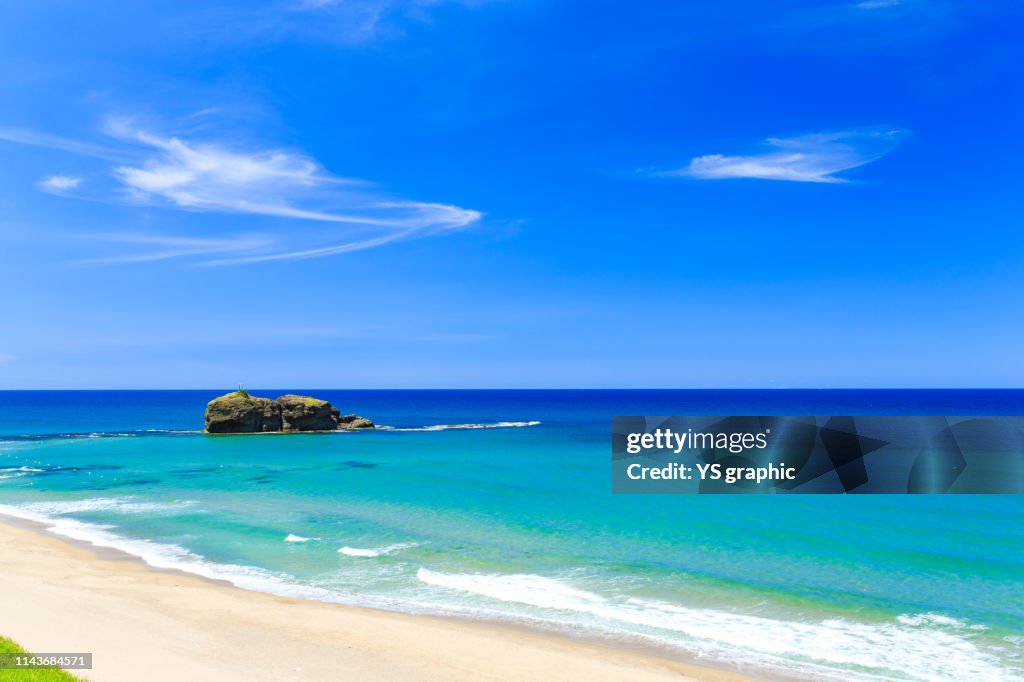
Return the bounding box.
[204,390,375,434]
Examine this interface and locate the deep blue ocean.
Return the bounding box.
[0,390,1022,681]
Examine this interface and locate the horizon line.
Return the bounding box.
[0,387,1022,392]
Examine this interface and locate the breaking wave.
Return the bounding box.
[338,542,416,557]
[415,568,1021,682]
[379,421,541,432]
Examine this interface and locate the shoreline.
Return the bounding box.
[0,514,766,682]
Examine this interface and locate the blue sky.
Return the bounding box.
[1,0,1022,388]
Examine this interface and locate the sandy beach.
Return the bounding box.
[0,517,758,682]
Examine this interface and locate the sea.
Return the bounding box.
[0,390,1021,681]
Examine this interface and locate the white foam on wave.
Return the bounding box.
[20,497,197,516]
[416,568,1020,682]
[339,542,416,557]
[898,612,988,631]
[0,466,45,480]
[381,421,541,432]
[0,503,347,604]
[284,534,318,543]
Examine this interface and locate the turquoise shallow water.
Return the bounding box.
[0,391,1022,681]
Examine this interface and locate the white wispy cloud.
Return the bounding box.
[38,175,83,192]
[1,119,482,265]
[222,0,497,46]
[76,233,275,265]
[0,128,121,160]
[676,130,906,184]
[856,0,905,9]
[295,0,492,20]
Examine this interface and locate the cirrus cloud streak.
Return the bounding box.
[1,119,482,265]
[675,129,906,184]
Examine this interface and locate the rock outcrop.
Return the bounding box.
[204,391,375,434]
[277,394,339,431]
[204,392,281,433]
[338,414,375,430]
